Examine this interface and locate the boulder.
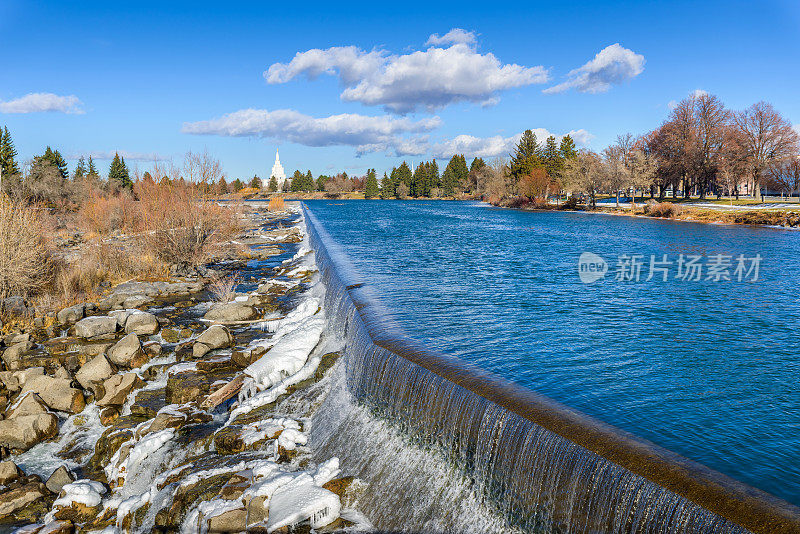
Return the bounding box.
[46,466,76,495]
[161,328,180,343]
[57,303,86,325]
[125,312,159,335]
[22,375,85,414]
[143,341,162,357]
[203,302,258,322]
[53,365,71,380]
[74,316,118,340]
[207,507,247,533]
[1,341,32,371]
[75,354,114,392]
[107,333,147,368]
[165,371,209,405]
[12,367,44,388]
[193,325,234,359]
[0,413,58,450]
[0,371,20,393]
[0,481,49,519]
[0,460,20,485]
[231,346,267,368]
[97,373,145,407]
[5,391,49,419]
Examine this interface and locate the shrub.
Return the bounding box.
[80,191,139,235]
[0,195,52,302]
[268,197,285,212]
[561,196,580,210]
[646,202,682,218]
[208,273,241,302]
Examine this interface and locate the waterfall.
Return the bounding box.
[303,204,800,534]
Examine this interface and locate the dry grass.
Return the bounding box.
[268,197,285,212]
[0,195,53,303]
[208,273,241,302]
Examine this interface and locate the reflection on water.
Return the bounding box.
[306,199,800,506]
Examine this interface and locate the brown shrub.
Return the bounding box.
[80,191,139,235]
[0,195,53,301]
[646,202,682,218]
[268,197,285,212]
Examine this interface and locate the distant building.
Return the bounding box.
[268,149,286,190]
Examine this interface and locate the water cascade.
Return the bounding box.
[303,204,800,534]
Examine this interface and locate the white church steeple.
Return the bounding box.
[269,148,286,190]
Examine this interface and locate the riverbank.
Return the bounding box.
[0,202,370,532]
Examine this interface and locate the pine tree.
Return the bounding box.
[559,135,578,160]
[232,178,244,192]
[42,146,69,181]
[411,162,427,197]
[442,155,468,196]
[365,169,379,199]
[425,159,439,196]
[543,136,564,181]
[217,177,228,194]
[395,162,412,191]
[510,130,543,188]
[108,152,132,189]
[316,175,328,191]
[0,126,20,178]
[380,172,394,199]
[73,157,87,180]
[303,170,314,192]
[268,176,278,192]
[249,175,261,189]
[290,170,303,192]
[470,157,486,173]
[87,156,100,179]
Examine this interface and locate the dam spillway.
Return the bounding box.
[302,201,800,533]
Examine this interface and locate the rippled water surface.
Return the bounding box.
[305,199,800,506]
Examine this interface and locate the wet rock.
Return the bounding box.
[143,340,162,357]
[193,325,234,358]
[0,480,49,519]
[165,371,209,405]
[203,302,258,322]
[231,346,267,368]
[6,391,49,419]
[97,373,145,407]
[130,387,167,418]
[207,507,247,532]
[91,415,149,469]
[0,460,21,485]
[22,376,85,414]
[107,333,147,368]
[99,406,120,426]
[57,303,86,325]
[2,340,33,371]
[74,316,118,340]
[0,413,58,451]
[161,328,180,343]
[45,466,76,495]
[75,354,114,392]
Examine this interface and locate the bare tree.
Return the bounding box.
[563,150,605,209]
[603,144,629,207]
[733,101,800,201]
[694,93,730,198]
[766,157,800,198]
[627,149,658,209]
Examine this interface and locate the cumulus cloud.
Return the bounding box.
[425,28,477,47]
[265,33,548,113]
[182,108,441,156]
[669,89,710,109]
[544,44,644,94]
[0,93,84,114]
[427,128,594,159]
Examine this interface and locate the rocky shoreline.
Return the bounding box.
[0,203,369,533]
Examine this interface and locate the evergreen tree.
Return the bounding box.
[249,175,261,189]
[268,176,278,192]
[559,135,578,160]
[411,162,427,198]
[217,177,228,194]
[42,146,69,181]
[442,155,468,196]
[108,152,132,189]
[316,175,329,191]
[73,157,87,180]
[380,172,394,199]
[425,159,439,196]
[365,169,379,199]
[290,170,303,192]
[0,126,20,178]
[232,178,244,192]
[303,170,314,192]
[543,136,564,181]
[470,157,486,173]
[510,130,543,188]
[87,156,100,179]
[395,161,412,191]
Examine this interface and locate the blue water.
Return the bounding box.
[305,199,800,507]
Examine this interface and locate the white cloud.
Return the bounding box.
[265,33,548,113]
[669,89,710,109]
[794,124,800,136]
[71,151,169,161]
[427,128,594,159]
[0,93,84,114]
[544,44,644,94]
[182,108,441,156]
[425,28,477,47]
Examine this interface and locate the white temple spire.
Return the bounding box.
[268,147,286,190]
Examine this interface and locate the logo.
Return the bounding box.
[578,252,608,283]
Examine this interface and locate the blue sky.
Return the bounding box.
[1,0,799,180]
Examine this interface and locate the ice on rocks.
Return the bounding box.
[53,479,107,508]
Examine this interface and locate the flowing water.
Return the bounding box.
[303,199,800,520]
